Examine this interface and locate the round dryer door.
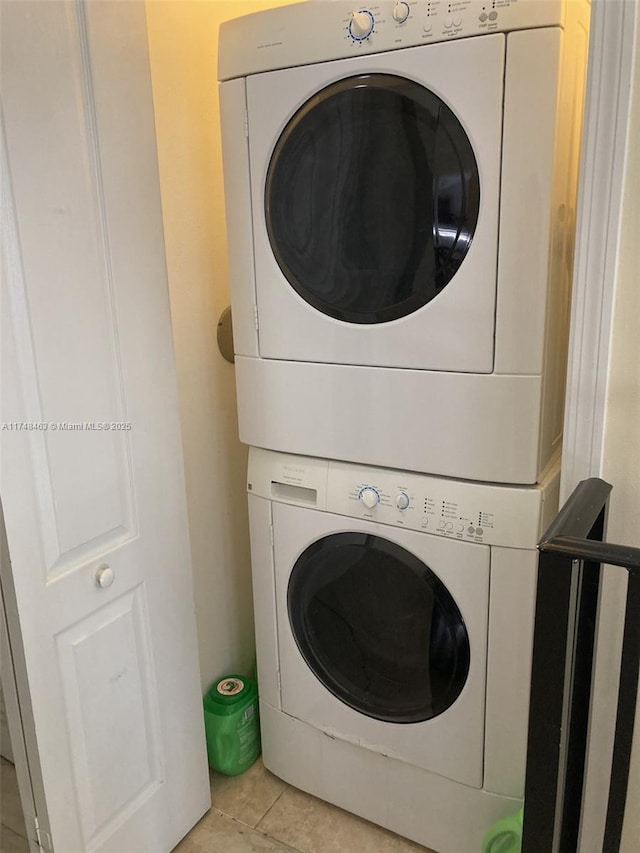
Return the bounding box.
[265,73,480,324]
[287,532,470,723]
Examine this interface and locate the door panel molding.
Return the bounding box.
[2,2,137,580]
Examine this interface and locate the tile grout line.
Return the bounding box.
[209,805,303,853]
[208,774,289,829]
[1,820,29,839]
[253,784,309,853]
[0,823,31,852]
[254,783,289,832]
[1,814,29,840]
[208,772,301,850]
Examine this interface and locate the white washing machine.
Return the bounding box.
[247,448,560,852]
[218,0,589,484]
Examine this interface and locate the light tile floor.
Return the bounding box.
[175,758,436,853]
[0,757,29,853]
[1,754,437,852]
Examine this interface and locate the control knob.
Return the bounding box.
[396,492,410,510]
[350,10,374,40]
[359,486,380,509]
[392,2,410,23]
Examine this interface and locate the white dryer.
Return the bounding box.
[218,0,590,484]
[247,448,560,852]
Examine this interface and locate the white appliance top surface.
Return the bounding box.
[247,447,560,550]
[218,0,564,80]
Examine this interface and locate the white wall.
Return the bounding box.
[600,37,640,557]
[145,0,296,691]
[600,8,640,848]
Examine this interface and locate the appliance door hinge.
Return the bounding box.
[254,305,259,331]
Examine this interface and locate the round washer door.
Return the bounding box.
[265,73,480,324]
[287,531,470,723]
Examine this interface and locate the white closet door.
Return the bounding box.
[0,2,210,850]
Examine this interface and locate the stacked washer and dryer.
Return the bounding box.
[218,1,589,850]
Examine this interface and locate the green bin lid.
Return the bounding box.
[204,675,258,711]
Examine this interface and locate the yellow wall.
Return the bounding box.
[145,0,297,690]
[148,0,640,841]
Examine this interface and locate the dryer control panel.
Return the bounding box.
[247,448,560,551]
[219,0,564,80]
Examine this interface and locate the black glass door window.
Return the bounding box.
[265,74,480,324]
[287,532,470,723]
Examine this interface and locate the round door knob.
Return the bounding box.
[95,565,115,588]
[396,492,410,510]
[359,487,379,509]
[392,2,410,23]
[350,10,374,39]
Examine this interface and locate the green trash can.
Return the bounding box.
[203,675,261,776]
[481,806,523,853]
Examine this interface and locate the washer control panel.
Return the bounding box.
[219,0,564,81]
[338,0,550,43]
[328,464,546,547]
[247,448,560,551]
